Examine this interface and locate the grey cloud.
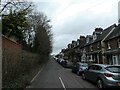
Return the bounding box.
[52,10,117,54]
[53,9,117,36]
[34,2,60,19]
[33,1,118,55]
[52,34,78,54]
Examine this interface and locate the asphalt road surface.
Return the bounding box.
[27,57,98,89]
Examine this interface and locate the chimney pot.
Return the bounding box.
[95,28,103,32]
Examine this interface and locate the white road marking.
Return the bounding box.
[26,65,45,88]
[31,65,45,83]
[59,77,66,90]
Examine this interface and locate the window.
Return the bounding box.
[112,55,118,65]
[118,39,120,48]
[86,37,89,43]
[107,42,111,49]
[106,66,120,73]
[88,55,93,61]
[77,41,80,46]
[97,42,100,48]
[88,65,95,70]
[88,65,102,71]
[95,66,102,70]
[93,33,97,40]
[90,45,93,51]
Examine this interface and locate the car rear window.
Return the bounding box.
[106,66,120,73]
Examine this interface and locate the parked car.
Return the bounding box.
[72,62,88,75]
[59,58,65,65]
[61,60,67,67]
[56,58,61,63]
[53,56,58,61]
[82,64,120,88]
[65,60,73,68]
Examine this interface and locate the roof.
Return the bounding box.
[72,24,116,49]
[74,38,86,49]
[84,24,116,46]
[79,38,86,48]
[104,24,120,41]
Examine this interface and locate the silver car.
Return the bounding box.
[82,64,120,88]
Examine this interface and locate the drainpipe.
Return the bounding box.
[97,54,99,64]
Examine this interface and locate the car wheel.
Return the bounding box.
[97,79,104,88]
[82,73,86,80]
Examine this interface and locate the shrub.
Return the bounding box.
[2,48,41,88]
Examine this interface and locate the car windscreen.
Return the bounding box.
[105,66,120,73]
[81,63,88,67]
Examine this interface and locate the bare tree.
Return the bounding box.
[0,0,34,14]
[31,12,53,55]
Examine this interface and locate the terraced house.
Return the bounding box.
[104,24,120,65]
[61,23,120,65]
[83,24,116,64]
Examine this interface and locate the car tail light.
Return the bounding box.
[79,68,83,71]
[104,73,113,77]
[80,68,83,70]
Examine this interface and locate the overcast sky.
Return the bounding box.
[31,0,119,55]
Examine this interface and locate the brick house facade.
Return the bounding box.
[60,24,119,65]
[104,24,120,65]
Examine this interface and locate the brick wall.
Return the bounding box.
[2,35,22,51]
[105,37,119,51]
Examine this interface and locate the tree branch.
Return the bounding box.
[0,2,11,13]
[0,1,18,14]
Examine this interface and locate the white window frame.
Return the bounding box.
[81,54,86,61]
[107,42,111,49]
[93,33,97,40]
[86,37,89,43]
[112,55,118,65]
[89,55,93,61]
[90,45,93,51]
[97,42,100,48]
[118,39,120,48]
[77,41,79,46]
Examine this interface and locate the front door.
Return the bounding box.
[112,55,118,65]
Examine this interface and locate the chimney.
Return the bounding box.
[95,28,103,32]
[77,39,79,41]
[80,36,85,41]
[72,40,76,44]
[61,49,65,52]
[68,43,72,48]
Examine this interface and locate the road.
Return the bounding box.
[27,57,98,89]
